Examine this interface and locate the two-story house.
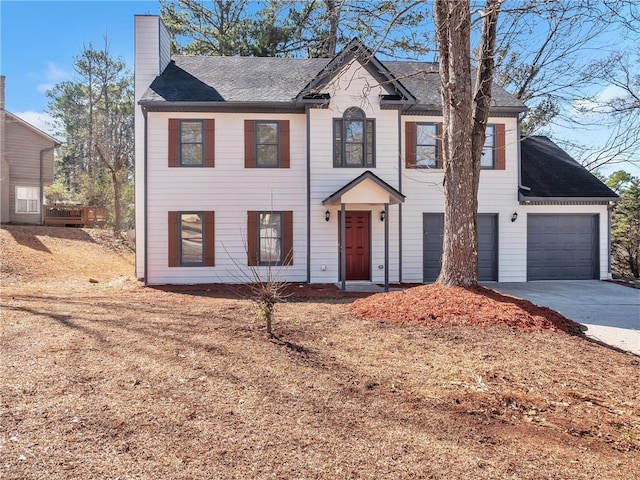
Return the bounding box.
[134,15,618,287]
[1,76,61,225]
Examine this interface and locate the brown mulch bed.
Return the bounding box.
[350,284,583,334]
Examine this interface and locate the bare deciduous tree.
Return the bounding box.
[576,50,640,171]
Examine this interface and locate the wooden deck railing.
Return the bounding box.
[44,206,108,227]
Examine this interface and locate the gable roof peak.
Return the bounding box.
[295,38,416,105]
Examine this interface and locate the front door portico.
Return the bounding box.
[322,171,405,290]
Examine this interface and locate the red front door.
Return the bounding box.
[341,212,370,281]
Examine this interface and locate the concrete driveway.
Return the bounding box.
[490,281,640,355]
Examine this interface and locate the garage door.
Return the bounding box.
[423,213,498,282]
[527,214,598,280]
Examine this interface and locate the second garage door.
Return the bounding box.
[527,214,599,280]
[423,213,498,282]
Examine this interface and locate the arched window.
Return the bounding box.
[333,107,375,167]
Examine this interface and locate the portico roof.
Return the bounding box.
[322,171,405,206]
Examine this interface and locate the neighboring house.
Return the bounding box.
[0,76,61,225]
[134,15,618,286]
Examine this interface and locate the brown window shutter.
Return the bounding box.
[405,122,416,168]
[247,211,258,266]
[280,120,290,168]
[282,210,293,265]
[496,123,506,170]
[168,119,179,167]
[436,123,443,168]
[205,119,215,168]
[168,211,179,267]
[244,120,255,168]
[204,211,215,266]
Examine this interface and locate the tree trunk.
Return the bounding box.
[433,0,502,287]
[325,0,340,57]
[111,169,122,235]
[434,1,477,286]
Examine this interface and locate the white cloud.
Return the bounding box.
[36,62,72,94]
[571,85,629,116]
[12,111,60,138]
[597,84,628,102]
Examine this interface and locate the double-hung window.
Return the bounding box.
[179,121,204,166]
[247,211,293,266]
[258,212,283,264]
[168,211,215,267]
[407,122,505,170]
[168,119,215,167]
[244,120,290,168]
[481,124,496,169]
[180,212,204,265]
[15,186,40,214]
[255,121,279,167]
[334,107,375,167]
[416,123,439,168]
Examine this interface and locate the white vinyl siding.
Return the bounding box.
[143,112,306,284]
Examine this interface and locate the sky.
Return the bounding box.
[1,0,160,132]
[1,0,637,176]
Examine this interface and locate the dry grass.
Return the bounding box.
[1,225,639,479]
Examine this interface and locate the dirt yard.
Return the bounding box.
[1,225,638,479]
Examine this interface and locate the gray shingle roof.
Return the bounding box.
[143,56,328,104]
[140,53,526,112]
[385,61,524,110]
[520,136,618,199]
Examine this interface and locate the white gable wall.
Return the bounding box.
[309,60,401,283]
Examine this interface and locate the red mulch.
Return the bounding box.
[350,284,583,334]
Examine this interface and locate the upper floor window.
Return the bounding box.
[481,124,496,169]
[416,123,440,168]
[168,119,215,167]
[405,121,505,170]
[15,186,39,213]
[334,107,375,168]
[256,121,280,167]
[245,120,290,168]
[405,121,441,169]
[179,121,205,166]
